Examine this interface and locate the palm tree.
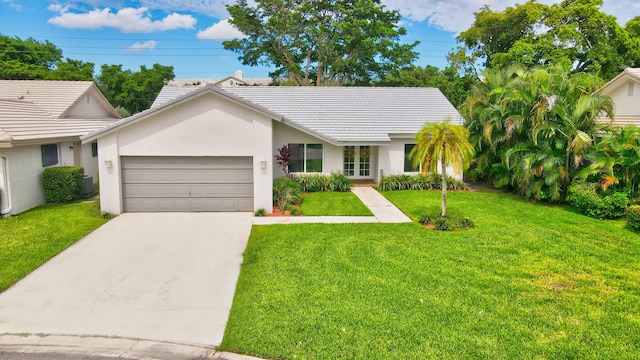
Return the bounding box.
[462,65,613,201]
[410,119,475,217]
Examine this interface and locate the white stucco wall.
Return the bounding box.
[381,138,463,180]
[96,92,274,215]
[272,122,343,178]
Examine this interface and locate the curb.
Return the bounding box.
[0,334,264,360]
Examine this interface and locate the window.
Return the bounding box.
[288,143,323,173]
[41,144,58,167]
[404,144,419,172]
[343,146,355,176]
[359,146,370,176]
[91,142,98,157]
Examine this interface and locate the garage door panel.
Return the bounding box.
[122,156,253,212]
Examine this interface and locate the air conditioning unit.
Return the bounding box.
[83,175,94,197]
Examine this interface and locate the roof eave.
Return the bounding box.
[82,85,285,143]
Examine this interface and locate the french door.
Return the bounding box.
[343,146,372,179]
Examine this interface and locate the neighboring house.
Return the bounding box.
[168,70,272,88]
[83,85,464,215]
[0,80,120,217]
[598,67,640,126]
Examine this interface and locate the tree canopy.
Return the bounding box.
[457,0,640,80]
[96,64,175,114]
[380,65,476,108]
[0,34,94,80]
[224,0,419,85]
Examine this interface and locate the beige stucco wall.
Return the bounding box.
[0,141,99,216]
[0,145,48,215]
[600,79,640,126]
[66,91,116,118]
[81,142,99,181]
[609,80,640,117]
[96,92,274,215]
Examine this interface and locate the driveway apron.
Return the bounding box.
[0,212,253,347]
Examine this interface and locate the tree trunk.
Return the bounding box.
[441,154,447,217]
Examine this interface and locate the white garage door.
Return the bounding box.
[121,156,253,212]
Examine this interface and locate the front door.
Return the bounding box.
[343,146,372,179]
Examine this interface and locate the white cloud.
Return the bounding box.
[197,18,246,41]
[140,0,234,18]
[47,6,197,33]
[2,0,23,11]
[127,40,157,51]
[381,0,637,33]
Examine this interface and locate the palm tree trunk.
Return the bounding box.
[441,154,447,217]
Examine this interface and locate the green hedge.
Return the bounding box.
[626,205,640,232]
[567,182,630,219]
[42,166,84,203]
[294,173,353,192]
[376,173,469,191]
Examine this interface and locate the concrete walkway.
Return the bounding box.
[253,186,412,224]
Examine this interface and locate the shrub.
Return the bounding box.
[434,217,451,231]
[254,208,266,217]
[329,173,353,192]
[567,182,630,219]
[419,214,474,231]
[296,173,330,192]
[42,166,84,203]
[273,176,302,209]
[377,174,469,191]
[294,173,353,192]
[626,205,640,232]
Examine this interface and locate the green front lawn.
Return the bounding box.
[221,190,640,359]
[300,191,373,216]
[0,201,109,292]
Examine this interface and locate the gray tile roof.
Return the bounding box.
[151,85,464,144]
[0,81,120,146]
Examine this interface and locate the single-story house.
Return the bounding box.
[598,67,640,126]
[82,85,465,215]
[167,70,272,87]
[0,80,120,217]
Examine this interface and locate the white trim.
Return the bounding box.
[0,155,12,215]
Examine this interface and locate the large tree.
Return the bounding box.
[461,65,613,201]
[96,64,175,114]
[224,0,418,86]
[457,0,640,80]
[380,65,477,108]
[410,120,474,217]
[0,34,94,80]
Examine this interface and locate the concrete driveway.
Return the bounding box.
[0,212,253,347]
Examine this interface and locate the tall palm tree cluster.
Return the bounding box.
[461,65,627,202]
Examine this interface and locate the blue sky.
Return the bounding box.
[0,0,637,79]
